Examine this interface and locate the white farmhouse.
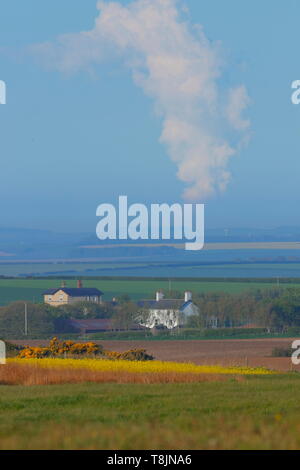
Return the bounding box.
[137,291,199,330]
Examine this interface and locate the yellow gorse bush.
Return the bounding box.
[104,349,154,361]
[9,357,276,376]
[18,338,153,361]
[18,347,50,359]
[18,338,103,359]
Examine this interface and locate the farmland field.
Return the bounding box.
[3,259,300,279]
[0,277,299,305]
[16,338,300,372]
[1,374,300,449]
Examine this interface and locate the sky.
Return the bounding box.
[0,0,300,233]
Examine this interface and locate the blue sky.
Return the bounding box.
[0,0,299,233]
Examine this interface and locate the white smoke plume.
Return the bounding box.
[31,0,250,200]
[227,85,251,131]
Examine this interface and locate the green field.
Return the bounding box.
[0,262,141,277]
[0,277,298,305]
[1,374,300,449]
[3,260,300,279]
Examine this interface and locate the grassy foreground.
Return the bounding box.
[1,374,300,449]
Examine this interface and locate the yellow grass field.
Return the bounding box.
[9,357,275,376]
[0,358,277,387]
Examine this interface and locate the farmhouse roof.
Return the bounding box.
[137,299,192,311]
[43,288,103,297]
[68,318,113,331]
[61,318,145,333]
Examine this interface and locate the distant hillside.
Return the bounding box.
[1,226,300,262]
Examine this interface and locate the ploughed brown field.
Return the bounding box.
[15,338,300,372]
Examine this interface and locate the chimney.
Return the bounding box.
[61,280,66,288]
[77,280,83,289]
[184,291,192,302]
[156,290,164,302]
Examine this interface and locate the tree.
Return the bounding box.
[270,289,300,329]
[54,301,114,319]
[0,302,54,338]
[112,302,139,330]
[118,294,131,304]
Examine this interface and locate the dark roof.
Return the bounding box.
[43,288,103,297]
[64,318,145,332]
[137,299,192,311]
[68,318,113,331]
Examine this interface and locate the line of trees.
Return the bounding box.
[2,288,300,338]
[0,298,140,338]
[187,288,300,330]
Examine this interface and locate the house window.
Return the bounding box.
[48,296,52,301]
